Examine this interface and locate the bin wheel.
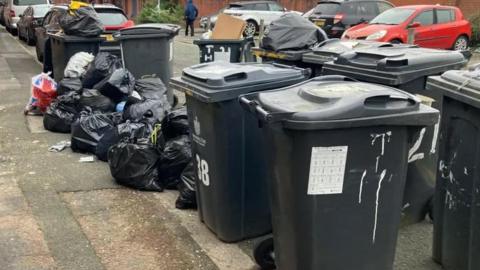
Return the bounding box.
[254,237,276,270]
[427,196,434,221]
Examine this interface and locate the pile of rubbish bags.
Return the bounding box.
[34,51,196,210]
[59,6,104,37]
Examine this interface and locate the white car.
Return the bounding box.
[3,0,50,35]
[223,1,300,36]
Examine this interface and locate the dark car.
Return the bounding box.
[0,0,6,25]
[17,5,48,45]
[306,0,394,38]
[35,4,133,63]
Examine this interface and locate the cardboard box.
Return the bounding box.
[211,14,246,40]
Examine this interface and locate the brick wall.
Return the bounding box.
[389,0,479,17]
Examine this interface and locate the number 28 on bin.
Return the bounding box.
[196,154,210,186]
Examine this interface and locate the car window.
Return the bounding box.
[413,10,434,26]
[370,8,415,25]
[96,9,127,25]
[253,3,268,11]
[13,0,47,5]
[377,2,393,13]
[313,3,340,15]
[357,2,378,17]
[227,4,244,10]
[23,6,33,16]
[437,9,455,24]
[269,3,283,12]
[42,11,52,25]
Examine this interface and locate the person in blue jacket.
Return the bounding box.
[184,0,198,36]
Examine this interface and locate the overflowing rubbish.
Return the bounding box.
[64,52,94,78]
[158,135,192,189]
[95,68,135,103]
[261,13,328,51]
[48,140,71,152]
[161,106,189,140]
[57,77,83,96]
[43,92,80,133]
[25,73,57,113]
[82,52,122,89]
[108,138,164,191]
[71,110,117,154]
[175,162,197,209]
[59,6,104,37]
[80,89,116,112]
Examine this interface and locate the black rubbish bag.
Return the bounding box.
[71,110,116,153]
[158,135,192,189]
[134,77,168,100]
[82,52,122,89]
[108,138,164,191]
[261,13,328,51]
[95,68,135,103]
[43,92,80,133]
[57,77,82,96]
[161,106,189,140]
[175,161,197,209]
[59,6,104,37]
[123,98,170,124]
[80,89,116,112]
[95,121,151,162]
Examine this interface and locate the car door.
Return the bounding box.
[35,9,52,55]
[430,8,457,49]
[411,9,437,48]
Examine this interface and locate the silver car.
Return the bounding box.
[3,0,50,35]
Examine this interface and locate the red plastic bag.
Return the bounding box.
[29,73,58,113]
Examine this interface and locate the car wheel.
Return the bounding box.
[243,20,258,37]
[453,35,469,51]
[390,39,402,44]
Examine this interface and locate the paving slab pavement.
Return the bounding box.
[0,25,472,270]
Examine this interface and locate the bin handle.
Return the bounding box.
[311,75,358,82]
[271,63,312,77]
[239,96,293,123]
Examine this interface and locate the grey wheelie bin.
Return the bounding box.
[48,33,104,82]
[193,38,255,63]
[170,62,310,242]
[302,39,417,77]
[427,68,480,270]
[114,24,180,105]
[322,47,469,225]
[240,75,439,270]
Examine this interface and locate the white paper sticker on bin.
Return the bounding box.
[308,146,348,195]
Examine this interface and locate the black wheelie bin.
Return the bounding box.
[427,67,480,270]
[302,39,417,77]
[170,62,310,242]
[194,38,255,63]
[114,24,180,105]
[240,75,439,270]
[321,47,469,225]
[48,33,104,82]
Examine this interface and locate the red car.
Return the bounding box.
[342,5,472,50]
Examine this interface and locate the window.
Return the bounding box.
[413,10,434,26]
[357,2,378,17]
[377,2,393,13]
[269,3,284,12]
[253,3,269,11]
[228,4,244,10]
[370,8,415,25]
[96,9,127,25]
[313,3,340,15]
[437,9,455,24]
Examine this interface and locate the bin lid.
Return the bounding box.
[241,76,438,130]
[48,33,105,42]
[115,24,180,39]
[302,39,414,64]
[427,67,480,108]
[323,46,468,85]
[170,62,310,103]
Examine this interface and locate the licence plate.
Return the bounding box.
[315,19,325,27]
[102,34,114,42]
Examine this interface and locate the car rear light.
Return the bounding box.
[334,13,344,24]
[9,10,15,17]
